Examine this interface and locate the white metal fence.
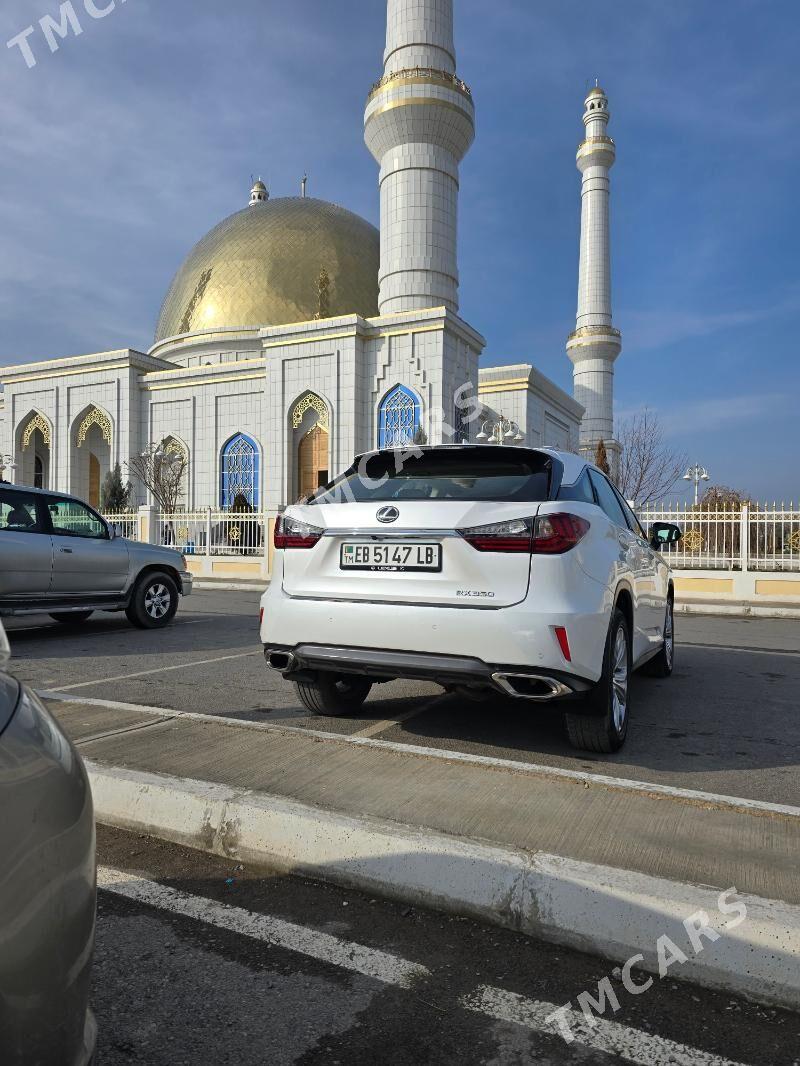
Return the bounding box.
[102,512,139,540]
[157,511,267,557]
[639,504,800,572]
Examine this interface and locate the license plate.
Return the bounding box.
[340,542,442,572]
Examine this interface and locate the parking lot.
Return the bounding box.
[5,588,800,807]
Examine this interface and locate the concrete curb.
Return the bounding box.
[87,760,800,1011]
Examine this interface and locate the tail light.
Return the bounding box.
[274,514,323,550]
[458,518,534,553]
[531,513,590,554]
[458,513,589,554]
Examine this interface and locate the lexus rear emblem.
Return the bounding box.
[376,506,400,524]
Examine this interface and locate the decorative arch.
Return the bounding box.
[76,406,112,448]
[71,405,113,508]
[20,411,52,450]
[378,384,422,448]
[220,433,260,509]
[291,391,329,431]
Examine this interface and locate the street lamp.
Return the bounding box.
[476,415,525,445]
[0,454,17,482]
[683,463,710,506]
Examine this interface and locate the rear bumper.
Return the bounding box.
[264,643,591,700]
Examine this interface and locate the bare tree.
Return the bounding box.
[616,409,687,506]
[126,441,187,513]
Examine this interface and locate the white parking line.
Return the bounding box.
[461,985,749,1066]
[51,651,261,692]
[42,692,800,819]
[97,866,429,987]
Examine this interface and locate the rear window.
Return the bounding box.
[309,448,554,504]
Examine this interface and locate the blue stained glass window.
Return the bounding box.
[220,433,260,509]
[378,385,421,448]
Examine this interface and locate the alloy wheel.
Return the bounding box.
[144,583,171,620]
[664,601,674,669]
[611,627,629,732]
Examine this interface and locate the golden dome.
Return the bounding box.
[154,197,379,342]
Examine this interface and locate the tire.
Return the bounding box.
[644,596,675,678]
[50,611,94,624]
[125,571,179,629]
[293,672,373,716]
[565,607,631,754]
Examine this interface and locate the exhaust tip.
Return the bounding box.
[492,672,572,701]
[266,650,295,673]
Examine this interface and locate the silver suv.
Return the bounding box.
[0,482,192,628]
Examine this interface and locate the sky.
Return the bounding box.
[1,0,798,501]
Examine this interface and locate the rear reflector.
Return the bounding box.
[273,514,323,550]
[259,607,264,627]
[553,625,572,662]
[458,513,589,555]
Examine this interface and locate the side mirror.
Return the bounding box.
[650,522,682,550]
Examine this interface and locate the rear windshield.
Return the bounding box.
[309,448,553,504]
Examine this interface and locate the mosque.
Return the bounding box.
[0,0,620,515]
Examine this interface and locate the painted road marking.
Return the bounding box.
[50,651,261,692]
[680,642,800,657]
[5,617,209,637]
[97,866,429,987]
[461,985,749,1066]
[43,692,800,819]
[351,703,435,739]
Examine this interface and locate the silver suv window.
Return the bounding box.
[0,489,41,534]
[47,498,107,540]
[588,470,628,529]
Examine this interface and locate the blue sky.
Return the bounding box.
[1,0,797,500]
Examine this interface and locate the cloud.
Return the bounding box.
[618,392,790,439]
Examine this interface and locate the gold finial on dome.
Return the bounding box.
[249,178,269,206]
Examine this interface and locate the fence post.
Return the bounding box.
[138,505,158,545]
[205,507,212,558]
[740,504,749,573]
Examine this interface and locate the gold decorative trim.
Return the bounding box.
[2,362,130,385]
[568,326,622,341]
[145,372,265,392]
[20,412,51,449]
[366,97,473,124]
[76,407,112,447]
[368,67,471,103]
[578,136,615,150]
[292,392,329,431]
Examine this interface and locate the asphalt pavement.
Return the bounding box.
[95,825,800,1066]
[5,589,800,806]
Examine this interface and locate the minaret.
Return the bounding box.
[364,0,475,315]
[567,84,622,465]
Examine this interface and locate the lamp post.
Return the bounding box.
[0,454,17,483]
[683,463,710,507]
[476,415,525,445]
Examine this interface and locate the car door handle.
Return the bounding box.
[59,547,74,554]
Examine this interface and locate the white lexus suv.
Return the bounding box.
[259,446,681,753]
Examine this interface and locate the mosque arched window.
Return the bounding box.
[220,433,260,509]
[378,385,421,448]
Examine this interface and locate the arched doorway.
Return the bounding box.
[298,425,329,499]
[71,406,112,507]
[17,412,52,489]
[291,392,330,501]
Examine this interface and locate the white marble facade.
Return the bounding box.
[0,0,590,517]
